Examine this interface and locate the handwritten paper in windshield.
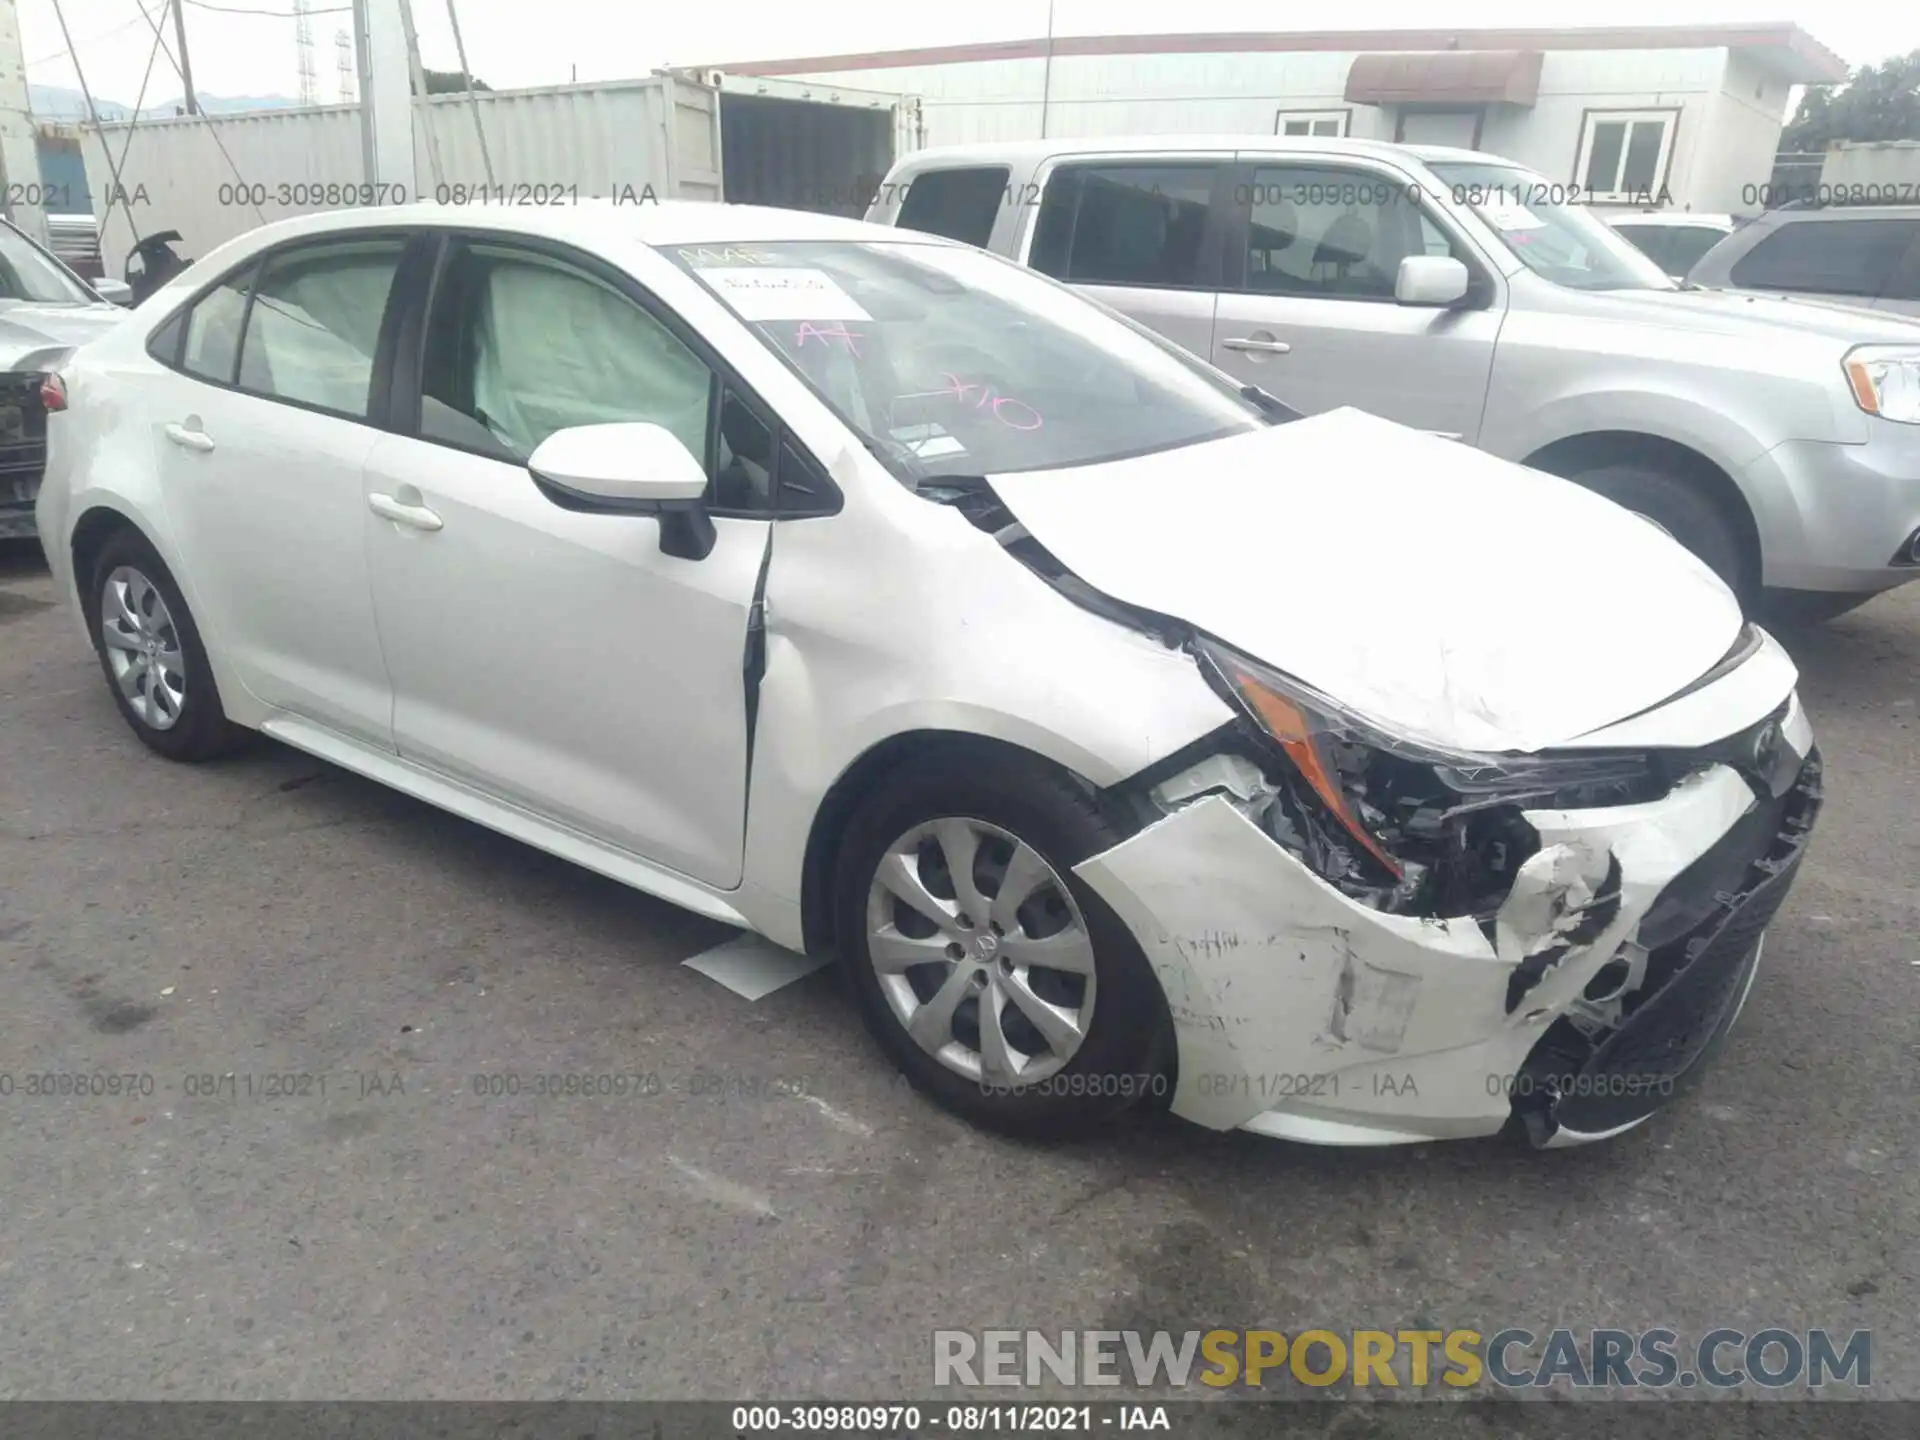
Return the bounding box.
[1481,202,1546,232]
[698,267,872,321]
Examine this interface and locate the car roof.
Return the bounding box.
[1761,204,1920,222]
[888,134,1513,171]
[202,199,958,257]
[1608,213,1736,228]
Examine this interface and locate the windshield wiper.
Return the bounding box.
[1240,384,1300,423]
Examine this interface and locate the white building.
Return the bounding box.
[717,23,1847,213]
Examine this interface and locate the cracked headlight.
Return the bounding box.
[1844,346,1920,425]
[1195,640,1661,908]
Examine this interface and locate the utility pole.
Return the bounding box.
[171,0,199,115]
[1038,0,1055,140]
[352,0,418,197]
[0,0,50,242]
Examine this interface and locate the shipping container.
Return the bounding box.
[1819,140,1920,199]
[77,70,923,278]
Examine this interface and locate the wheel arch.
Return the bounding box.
[797,728,1127,960]
[69,503,148,615]
[1523,430,1762,597]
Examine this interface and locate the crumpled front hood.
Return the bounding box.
[990,408,1744,755]
[0,302,125,367]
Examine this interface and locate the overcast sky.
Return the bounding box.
[18,0,1920,110]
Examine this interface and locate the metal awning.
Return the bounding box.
[1345,50,1543,107]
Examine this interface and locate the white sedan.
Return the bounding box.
[36,202,1822,1148]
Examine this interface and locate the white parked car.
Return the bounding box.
[1604,212,1738,280]
[37,203,1823,1149]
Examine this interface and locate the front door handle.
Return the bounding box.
[1220,335,1293,355]
[368,492,444,532]
[163,421,214,452]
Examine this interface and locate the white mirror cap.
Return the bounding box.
[1395,255,1471,306]
[527,421,708,504]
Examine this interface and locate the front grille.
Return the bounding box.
[0,373,49,538]
[1512,747,1823,1142]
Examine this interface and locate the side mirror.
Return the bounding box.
[1394,255,1471,307]
[527,421,716,560]
[94,278,134,307]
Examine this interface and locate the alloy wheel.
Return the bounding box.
[99,565,187,731]
[865,817,1097,1086]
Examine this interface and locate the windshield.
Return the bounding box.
[0,220,97,305]
[668,240,1266,482]
[1426,162,1677,293]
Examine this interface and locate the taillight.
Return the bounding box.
[39,374,67,412]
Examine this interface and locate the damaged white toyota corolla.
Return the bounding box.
[37,204,1822,1149]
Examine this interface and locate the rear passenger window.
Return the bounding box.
[1612,225,1671,271]
[1029,165,1218,288]
[1729,219,1914,298]
[1664,226,1730,276]
[181,266,254,384]
[896,167,1008,248]
[237,238,405,418]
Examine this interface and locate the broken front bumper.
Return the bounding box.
[1075,721,1822,1148]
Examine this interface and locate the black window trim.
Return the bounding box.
[1030,158,1236,293]
[145,228,426,431]
[388,227,842,521]
[1221,158,1497,308]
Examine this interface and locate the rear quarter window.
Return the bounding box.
[895,167,1009,249]
[1729,218,1916,298]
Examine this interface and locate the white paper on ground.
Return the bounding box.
[696,267,873,321]
[683,931,831,1000]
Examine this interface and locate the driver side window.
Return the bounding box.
[419,241,715,467]
[1243,165,1463,300]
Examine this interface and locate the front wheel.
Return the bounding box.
[1565,462,1747,597]
[832,753,1168,1138]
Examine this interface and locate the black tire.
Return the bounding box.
[83,529,246,761]
[1567,462,1747,596]
[1757,588,1878,627]
[832,749,1169,1139]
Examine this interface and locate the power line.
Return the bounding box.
[26,11,155,69]
[182,0,349,14]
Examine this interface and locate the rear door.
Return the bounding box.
[1208,155,1502,439]
[142,231,419,747]
[1020,155,1236,363]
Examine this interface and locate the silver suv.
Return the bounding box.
[867,137,1920,620]
[1686,205,1920,319]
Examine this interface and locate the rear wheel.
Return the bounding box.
[1566,462,1746,596]
[832,752,1167,1138]
[84,530,245,761]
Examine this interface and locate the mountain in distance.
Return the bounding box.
[29,83,301,122]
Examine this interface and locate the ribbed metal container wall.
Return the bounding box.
[77,79,718,276]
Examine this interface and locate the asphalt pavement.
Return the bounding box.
[1,538,1914,1403]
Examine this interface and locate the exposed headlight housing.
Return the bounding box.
[1843,346,1920,425]
[1195,640,1671,916]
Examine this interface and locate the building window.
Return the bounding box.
[1575,109,1678,203]
[1274,109,1349,138]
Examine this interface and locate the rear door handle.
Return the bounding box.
[368,492,444,532]
[163,421,214,452]
[1220,336,1292,355]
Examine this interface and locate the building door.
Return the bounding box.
[1398,110,1481,149]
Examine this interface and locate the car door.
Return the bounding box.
[143,232,415,747]
[1209,158,1502,440]
[360,233,774,890]
[1021,156,1234,362]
